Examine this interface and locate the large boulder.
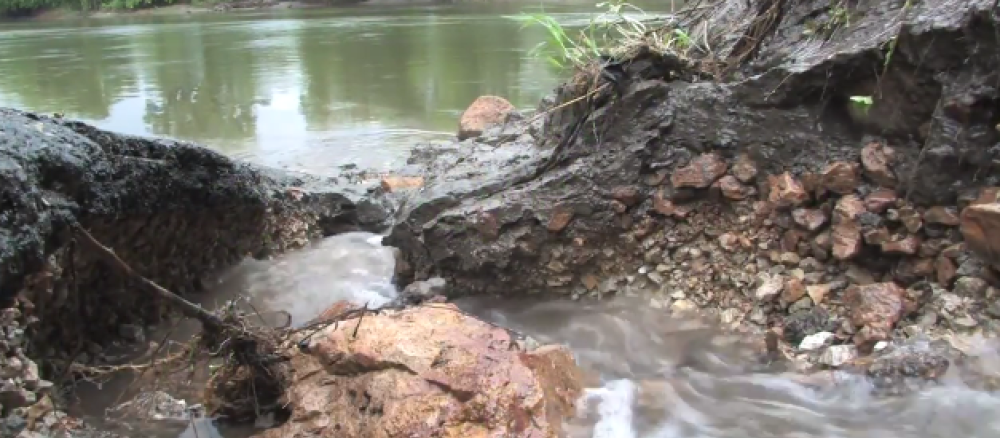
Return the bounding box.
[256,303,585,438]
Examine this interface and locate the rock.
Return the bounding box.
[611,186,642,206]
[714,175,750,200]
[897,206,923,233]
[783,307,837,345]
[924,206,960,226]
[547,206,575,232]
[819,345,858,367]
[723,155,755,185]
[881,235,921,255]
[936,256,958,286]
[806,283,831,305]
[380,176,425,192]
[457,95,515,140]
[671,153,728,189]
[792,208,827,231]
[952,276,988,298]
[864,188,898,213]
[860,142,896,187]
[798,332,835,351]
[401,277,449,302]
[267,304,584,438]
[843,282,909,347]
[863,338,954,395]
[755,274,784,301]
[821,161,859,195]
[782,277,806,304]
[831,220,863,260]
[833,195,865,223]
[767,173,809,208]
[960,203,1000,270]
[863,227,890,245]
[718,232,741,252]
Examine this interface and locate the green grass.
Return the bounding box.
[505,1,692,72]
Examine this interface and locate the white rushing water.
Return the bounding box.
[90,232,1000,438]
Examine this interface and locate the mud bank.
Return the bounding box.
[0,108,390,436]
[386,0,1000,382]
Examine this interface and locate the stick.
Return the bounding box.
[72,224,227,332]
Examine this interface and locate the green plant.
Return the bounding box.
[849,95,873,115]
[506,1,687,71]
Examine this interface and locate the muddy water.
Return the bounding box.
[81,232,1000,437]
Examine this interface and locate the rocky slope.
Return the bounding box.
[0,108,390,436]
[386,0,1000,382]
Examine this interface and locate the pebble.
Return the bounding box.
[799,332,835,351]
[819,345,858,367]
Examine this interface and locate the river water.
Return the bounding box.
[0,1,659,173]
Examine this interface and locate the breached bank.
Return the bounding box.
[2,0,1000,436]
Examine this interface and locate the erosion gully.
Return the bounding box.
[71,232,1000,438]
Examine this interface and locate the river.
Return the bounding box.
[0,1,662,173]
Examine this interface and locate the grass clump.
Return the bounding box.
[504,1,695,71]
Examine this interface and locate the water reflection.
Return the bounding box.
[0,3,627,171]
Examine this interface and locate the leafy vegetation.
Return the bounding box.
[504,1,692,71]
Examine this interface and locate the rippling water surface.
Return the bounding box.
[78,232,1000,438]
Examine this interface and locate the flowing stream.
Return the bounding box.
[75,232,1000,438]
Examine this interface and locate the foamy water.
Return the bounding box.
[85,232,1000,438]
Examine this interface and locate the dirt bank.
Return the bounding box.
[0,108,390,436]
[386,0,1000,382]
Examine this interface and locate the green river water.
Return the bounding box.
[0,1,663,173]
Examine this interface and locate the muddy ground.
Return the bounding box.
[1,0,999,436]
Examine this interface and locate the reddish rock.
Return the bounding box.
[812,231,833,259]
[262,304,585,438]
[918,239,948,258]
[612,186,642,206]
[380,175,425,192]
[752,201,774,223]
[799,172,823,196]
[833,195,866,223]
[581,274,600,291]
[718,232,741,252]
[792,208,828,231]
[671,153,728,189]
[863,227,891,246]
[548,206,575,232]
[767,173,810,208]
[960,203,1000,270]
[731,154,759,183]
[782,230,806,253]
[924,206,960,226]
[972,187,1000,205]
[714,175,751,200]
[861,142,897,187]
[653,189,675,216]
[782,278,807,304]
[822,161,860,195]
[881,235,921,255]
[843,282,908,346]
[832,220,863,260]
[457,95,515,140]
[936,255,958,286]
[864,188,898,213]
[806,284,831,305]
